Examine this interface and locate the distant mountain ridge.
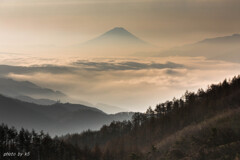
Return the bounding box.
[0,78,66,100]
[15,95,57,105]
[96,103,128,114]
[157,33,240,63]
[0,94,133,135]
[199,33,240,44]
[0,77,129,113]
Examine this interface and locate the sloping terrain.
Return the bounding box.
[158,34,240,63]
[0,94,133,135]
[1,76,240,160]
[0,78,66,100]
[148,109,240,160]
[77,27,155,56]
[63,75,240,160]
[84,27,147,46]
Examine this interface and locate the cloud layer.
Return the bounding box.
[73,61,184,71]
[0,60,183,77]
[1,56,240,112]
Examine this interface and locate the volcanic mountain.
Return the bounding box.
[84,27,147,46]
[78,27,155,56]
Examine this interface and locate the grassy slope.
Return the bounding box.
[147,108,240,160]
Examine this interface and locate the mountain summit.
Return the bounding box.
[84,27,147,46]
[101,27,138,37]
[76,27,156,56]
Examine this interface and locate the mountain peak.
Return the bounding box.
[107,27,129,33]
[84,27,147,46]
[102,27,138,38]
[79,27,156,56]
[111,27,127,31]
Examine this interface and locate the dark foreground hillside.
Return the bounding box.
[64,75,240,160]
[1,75,240,160]
[148,109,240,160]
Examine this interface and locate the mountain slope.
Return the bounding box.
[199,33,240,44]
[0,94,133,135]
[0,95,58,132]
[151,109,240,160]
[158,33,240,63]
[77,27,155,56]
[96,103,127,114]
[15,95,57,105]
[0,77,130,114]
[63,75,240,160]
[1,76,240,160]
[0,78,66,100]
[84,27,147,46]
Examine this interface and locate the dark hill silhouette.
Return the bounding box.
[0,94,57,132]
[15,95,57,105]
[1,75,240,159]
[63,75,240,160]
[0,78,66,101]
[0,94,133,135]
[0,77,129,113]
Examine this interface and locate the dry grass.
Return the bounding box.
[153,108,240,152]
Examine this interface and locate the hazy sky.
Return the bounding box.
[1,0,240,54]
[1,55,240,112]
[1,0,240,112]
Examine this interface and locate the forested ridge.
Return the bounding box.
[1,75,240,159]
[0,125,104,160]
[63,75,240,160]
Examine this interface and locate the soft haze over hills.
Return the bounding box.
[0,94,133,135]
[62,75,240,160]
[157,33,240,63]
[0,77,128,113]
[0,78,66,101]
[2,76,240,159]
[15,95,57,106]
[0,0,240,159]
[199,33,240,44]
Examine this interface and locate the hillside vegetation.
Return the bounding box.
[1,75,240,160]
[0,95,133,135]
[64,75,240,160]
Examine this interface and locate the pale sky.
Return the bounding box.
[0,0,240,54]
[1,0,240,112]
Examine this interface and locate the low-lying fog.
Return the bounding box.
[1,53,240,112]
